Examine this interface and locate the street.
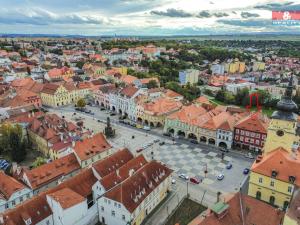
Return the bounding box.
[47,104,254,224]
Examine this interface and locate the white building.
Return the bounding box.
[97,161,172,225]
[211,64,225,75]
[225,81,255,94]
[0,171,33,212]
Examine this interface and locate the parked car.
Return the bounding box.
[226,163,233,169]
[163,133,171,137]
[97,120,101,123]
[243,168,250,175]
[171,179,176,184]
[217,174,224,180]
[190,177,201,184]
[143,126,151,131]
[245,153,255,159]
[190,140,198,144]
[159,141,165,146]
[136,148,143,153]
[154,139,160,143]
[179,174,189,180]
[110,113,116,116]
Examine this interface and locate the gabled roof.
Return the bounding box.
[251,147,300,186]
[22,153,80,190]
[47,188,85,209]
[235,112,269,134]
[104,161,172,213]
[100,154,148,191]
[120,86,139,98]
[73,133,111,161]
[0,171,27,200]
[92,148,134,178]
[143,97,183,116]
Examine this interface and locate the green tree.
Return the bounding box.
[0,123,27,163]
[76,61,85,69]
[147,80,159,89]
[31,157,47,168]
[77,98,86,108]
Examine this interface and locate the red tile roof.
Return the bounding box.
[92,148,134,178]
[120,86,139,98]
[235,112,269,134]
[120,75,138,84]
[47,188,85,209]
[104,161,172,213]
[192,193,284,225]
[0,171,26,200]
[143,98,183,116]
[2,168,96,225]
[251,147,300,186]
[100,154,148,190]
[73,133,111,161]
[21,153,80,190]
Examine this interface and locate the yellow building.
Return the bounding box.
[138,98,182,128]
[248,148,297,209]
[41,82,89,107]
[253,62,265,71]
[248,76,300,211]
[226,59,246,74]
[112,66,127,76]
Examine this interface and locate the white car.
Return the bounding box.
[217,174,224,181]
[171,179,176,184]
[245,153,255,159]
[178,174,189,180]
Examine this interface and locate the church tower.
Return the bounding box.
[263,75,299,155]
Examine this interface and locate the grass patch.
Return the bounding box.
[165,198,207,225]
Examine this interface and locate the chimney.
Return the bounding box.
[116,169,120,177]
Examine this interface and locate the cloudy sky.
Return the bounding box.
[0,0,299,35]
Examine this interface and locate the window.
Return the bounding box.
[111,211,115,217]
[104,199,107,203]
[245,131,249,136]
[236,129,239,134]
[114,202,117,207]
[256,133,260,138]
[101,206,104,212]
[5,203,8,209]
[122,215,126,221]
[241,130,244,135]
[256,140,260,145]
[20,196,23,202]
[240,136,244,141]
[259,177,263,183]
[288,186,293,193]
[12,200,15,206]
[270,181,275,187]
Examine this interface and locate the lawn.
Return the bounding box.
[165,198,207,225]
[209,98,275,117]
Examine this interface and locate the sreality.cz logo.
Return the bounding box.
[272,11,300,25]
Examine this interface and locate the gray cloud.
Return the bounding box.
[254,2,300,11]
[214,12,229,18]
[0,8,106,25]
[241,12,260,18]
[198,11,212,18]
[151,8,193,17]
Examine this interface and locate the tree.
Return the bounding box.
[0,123,27,163]
[31,157,47,168]
[147,80,158,89]
[77,98,86,108]
[76,61,85,69]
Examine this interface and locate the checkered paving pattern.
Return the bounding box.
[146,143,232,184]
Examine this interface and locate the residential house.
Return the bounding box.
[0,171,32,212]
[72,133,112,168]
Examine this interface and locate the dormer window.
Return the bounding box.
[289,176,296,184]
[271,170,278,178]
[24,219,32,225]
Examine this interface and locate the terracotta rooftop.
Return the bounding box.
[47,188,85,209]
[73,133,111,161]
[100,154,148,191]
[2,168,96,225]
[251,147,300,186]
[21,153,80,190]
[167,105,207,124]
[235,112,269,134]
[120,75,138,84]
[92,148,134,178]
[104,161,172,213]
[119,86,139,98]
[190,193,284,225]
[0,171,26,201]
[143,97,182,116]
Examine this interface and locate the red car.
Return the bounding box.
[190,177,201,184]
[136,148,143,153]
